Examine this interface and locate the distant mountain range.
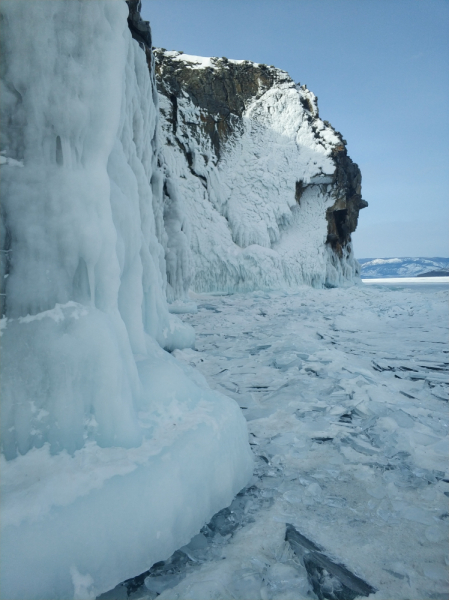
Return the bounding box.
[358,257,449,278]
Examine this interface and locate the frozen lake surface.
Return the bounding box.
[102,283,448,600]
[362,277,449,293]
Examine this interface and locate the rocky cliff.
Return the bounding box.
[154,49,367,294]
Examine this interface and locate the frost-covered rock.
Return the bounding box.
[154,50,368,294]
[0,2,252,598]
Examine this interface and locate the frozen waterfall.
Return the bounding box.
[0,2,253,598]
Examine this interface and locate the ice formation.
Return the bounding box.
[154,50,368,294]
[0,2,252,598]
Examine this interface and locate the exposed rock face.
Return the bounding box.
[126,0,152,53]
[155,55,280,159]
[154,50,367,293]
[326,146,368,256]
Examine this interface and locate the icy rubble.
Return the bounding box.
[154,50,366,296]
[105,282,448,600]
[0,2,252,599]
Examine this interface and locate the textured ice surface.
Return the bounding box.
[0,3,252,599]
[108,283,448,600]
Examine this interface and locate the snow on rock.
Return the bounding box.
[0,2,252,598]
[154,49,368,294]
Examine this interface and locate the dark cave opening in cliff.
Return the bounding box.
[333,208,349,243]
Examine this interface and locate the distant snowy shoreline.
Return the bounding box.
[362,276,449,284]
[359,256,449,279]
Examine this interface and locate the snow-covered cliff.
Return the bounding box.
[0,2,252,598]
[0,0,368,597]
[154,50,367,295]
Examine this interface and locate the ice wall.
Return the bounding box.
[155,51,368,294]
[0,0,192,456]
[0,2,253,598]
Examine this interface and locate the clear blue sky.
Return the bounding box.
[142,0,449,259]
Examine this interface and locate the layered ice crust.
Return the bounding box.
[0,2,252,598]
